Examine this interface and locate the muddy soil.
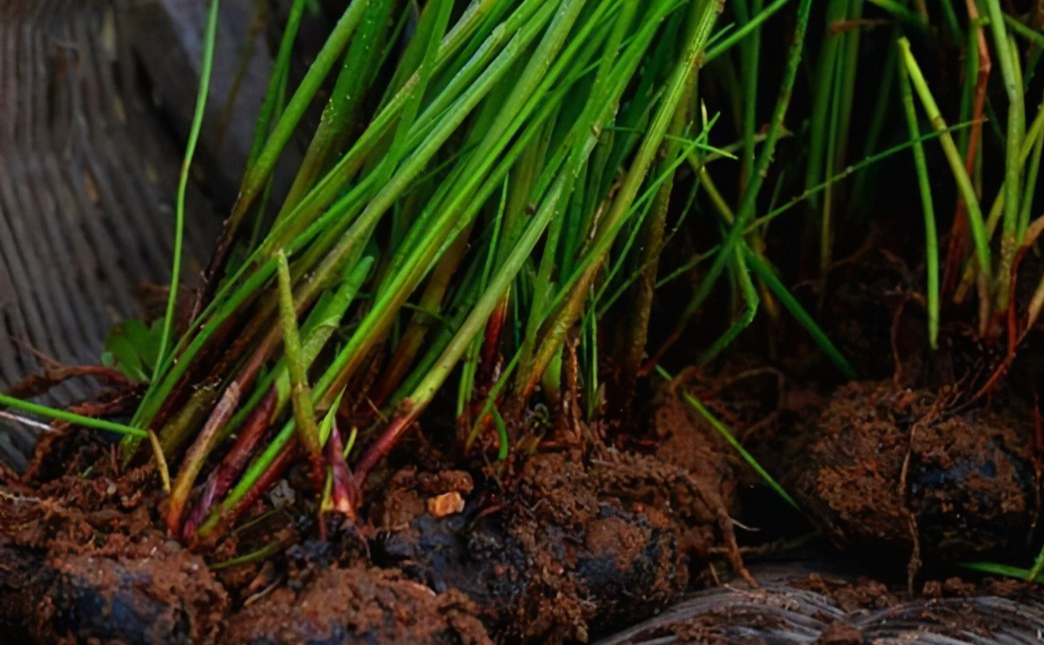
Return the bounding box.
[0,380,749,644]
[6,290,1044,645]
[0,502,227,645]
[2,247,1043,645]
[785,380,1039,564]
[5,354,1042,645]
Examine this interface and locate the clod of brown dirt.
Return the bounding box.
[787,381,1039,562]
[1,480,228,645]
[0,544,47,643]
[516,453,686,642]
[0,537,228,645]
[225,565,492,645]
[587,378,749,582]
[651,382,737,507]
[814,622,864,644]
[371,453,687,644]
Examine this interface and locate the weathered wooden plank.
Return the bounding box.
[0,0,271,470]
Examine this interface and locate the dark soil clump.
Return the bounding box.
[4,358,1042,644]
[0,536,228,645]
[371,448,710,644]
[0,393,745,645]
[786,381,1040,563]
[226,566,490,645]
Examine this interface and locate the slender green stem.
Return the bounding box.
[898,51,940,348]
[156,0,221,378]
[243,0,373,203]
[209,539,285,570]
[744,245,856,379]
[705,0,790,64]
[747,121,975,231]
[680,0,811,324]
[0,394,147,439]
[898,38,992,296]
[247,0,307,169]
[276,251,322,464]
[1004,13,1044,48]
[698,249,759,365]
[524,0,723,393]
[983,1,1025,313]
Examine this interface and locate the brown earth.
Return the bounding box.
[785,380,1039,565]
[3,242,1043,643]
[0,380,745,644]
[4,350,1042,644]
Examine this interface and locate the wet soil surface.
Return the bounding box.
[3,249,1044,645]
[786,381,1039,563]
[0,386,736,644]
[4,364,1044,644]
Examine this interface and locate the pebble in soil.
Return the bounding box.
[786,380,1040,564]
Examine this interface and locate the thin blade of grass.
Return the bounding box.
[156,0,221,378]
[898,48,940,348]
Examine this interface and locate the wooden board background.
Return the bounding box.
[0,0,273,469]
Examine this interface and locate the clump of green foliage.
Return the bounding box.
[94,0,740,541]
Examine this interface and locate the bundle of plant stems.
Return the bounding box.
[32,0,735,544]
